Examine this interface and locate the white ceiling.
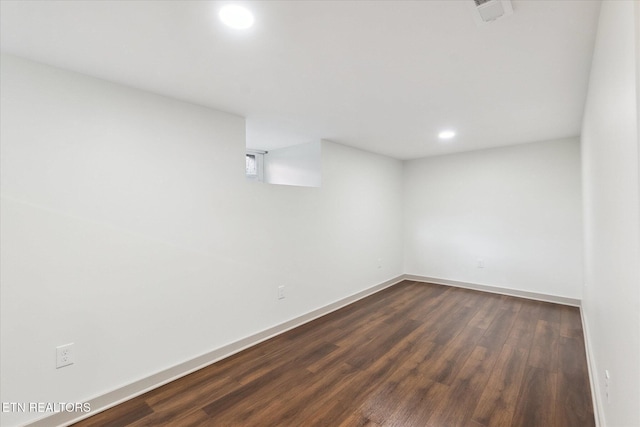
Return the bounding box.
[0,0,601,160]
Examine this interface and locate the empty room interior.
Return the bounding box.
[1,0,639,426]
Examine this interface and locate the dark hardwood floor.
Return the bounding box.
[72,281,594,426]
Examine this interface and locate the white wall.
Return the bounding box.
[264,141,321,187]
[404,138,584,299]
[580,0,640,425]
[0,54,404,427]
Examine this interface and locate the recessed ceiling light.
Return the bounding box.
[438,130,456,140]
[219,5,254,30]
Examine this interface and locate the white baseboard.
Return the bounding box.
[27,274,588,426]
[580,306,604,427]
[27,275,405,427]
[404,274,581,307]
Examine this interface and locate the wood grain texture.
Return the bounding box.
[72,281,594,427]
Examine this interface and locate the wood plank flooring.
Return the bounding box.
[72,281,594,427]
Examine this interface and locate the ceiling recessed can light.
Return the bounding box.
[438,130,456,140]
[219,5,254,29]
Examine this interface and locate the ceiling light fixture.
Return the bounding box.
[438,130,456,140]
[219,4,254,29]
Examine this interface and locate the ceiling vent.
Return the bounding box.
[469,0,513,26]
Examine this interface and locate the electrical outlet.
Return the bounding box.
[278,285,285,300]
[56,343,74,369]
[605,370,611,403]
[477,259,484,268]
[377,258,382,269]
